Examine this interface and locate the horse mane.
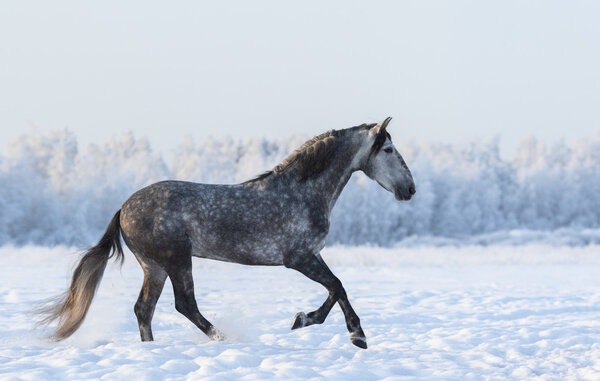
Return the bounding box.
[245,123,379,183]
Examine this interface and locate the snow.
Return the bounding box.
[2,244,600,380]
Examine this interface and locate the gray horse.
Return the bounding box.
[39,117,415,349]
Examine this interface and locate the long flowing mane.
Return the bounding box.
[246,123,377,183]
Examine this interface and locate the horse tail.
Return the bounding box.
[37,210,124,340]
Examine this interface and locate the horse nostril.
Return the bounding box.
[409,186,416,195]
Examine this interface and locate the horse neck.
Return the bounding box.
[303,134,364,215]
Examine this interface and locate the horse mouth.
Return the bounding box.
[378,180,413,201]
[394,192,412,201]
[394,188,413,201]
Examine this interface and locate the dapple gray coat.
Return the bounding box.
[39,117,415,349]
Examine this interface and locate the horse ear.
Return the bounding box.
[374,117,392,135]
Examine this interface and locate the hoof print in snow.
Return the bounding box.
[350,333,368,349]
[291,312,308,330]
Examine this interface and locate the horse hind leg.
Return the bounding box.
[134,257,167,341]
[166,257,225,341]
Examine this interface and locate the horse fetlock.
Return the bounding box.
[207,326,226,341]
[291,312,308,330]
[139,327,154,342]
[344,315,361,332]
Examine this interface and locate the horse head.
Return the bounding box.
[361,117,416,201]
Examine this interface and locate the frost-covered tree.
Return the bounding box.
[0,129,598,247]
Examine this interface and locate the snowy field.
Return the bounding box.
[2,244,600,380]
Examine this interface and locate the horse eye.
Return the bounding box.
[383,148,393,153]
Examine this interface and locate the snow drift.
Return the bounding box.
[1,129,598,247]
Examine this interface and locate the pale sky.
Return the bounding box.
[1,1,599,158]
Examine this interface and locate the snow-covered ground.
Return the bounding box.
[2,244,600,380]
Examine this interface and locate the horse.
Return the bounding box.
[38,117,415,349]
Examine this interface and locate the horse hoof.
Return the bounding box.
[208,327,226,341]
[350,333,368,349]
[291,312,308,330]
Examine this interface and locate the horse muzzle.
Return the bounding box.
[394,184,415,201]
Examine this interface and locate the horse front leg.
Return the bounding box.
[284,252,367,349]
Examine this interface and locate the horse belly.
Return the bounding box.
[187,221,285,266]
[190,238,285,265]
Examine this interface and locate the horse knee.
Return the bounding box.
[329,279,345,299]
